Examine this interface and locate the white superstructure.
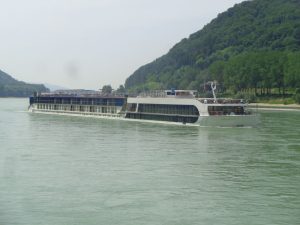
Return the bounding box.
[125,90,257,127]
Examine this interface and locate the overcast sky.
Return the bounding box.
[0,0,244,90]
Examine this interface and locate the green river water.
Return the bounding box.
[0,98,299,225]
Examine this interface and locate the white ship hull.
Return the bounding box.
[28,89,259,127]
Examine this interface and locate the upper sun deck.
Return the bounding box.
[33,89,125,98]
[30,89,125,106]
[138,90,197,98]
[198,98,246,104]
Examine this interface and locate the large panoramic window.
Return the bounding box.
[137,104,199,116]
[125,104,199,123]
[208,106,245,115]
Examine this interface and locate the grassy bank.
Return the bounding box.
[229,88,300,105]
[255,97,296,105]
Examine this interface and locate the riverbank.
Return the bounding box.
[249,103,300,111]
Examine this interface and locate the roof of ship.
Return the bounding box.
[36,89,126,98]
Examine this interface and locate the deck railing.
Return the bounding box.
[198,98,245,104]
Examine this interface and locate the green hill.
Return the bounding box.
[0,70,48,97]
[125,0,300,96]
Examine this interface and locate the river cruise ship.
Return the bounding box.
[29,88,258,127]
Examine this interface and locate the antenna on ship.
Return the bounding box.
[210,81,217,103]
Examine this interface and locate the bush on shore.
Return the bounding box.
[294,89,300,104]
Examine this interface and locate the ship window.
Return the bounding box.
[208,106,245,115]
[137,104,199,116]
[126,103,137,112]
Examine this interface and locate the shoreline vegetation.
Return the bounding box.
[249,103,300,111]
[0,70,48,97]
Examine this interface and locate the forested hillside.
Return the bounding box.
[125,0,300,99]
[0,70,48,97]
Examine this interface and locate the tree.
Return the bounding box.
[101,85,112,94]
[284,52,300,88]
[209,60,226,85]
[116,85,125,93]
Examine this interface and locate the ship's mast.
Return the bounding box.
[210,81,217,103]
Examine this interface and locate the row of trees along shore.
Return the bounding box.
[104,51,300,103]
[101,85,125,94]
[208,51,300,102]
[123,51,300,103]
[210,51,300,95]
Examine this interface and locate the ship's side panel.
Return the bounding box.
[29,96,126,118]
[195,102,258,127]
[125,97,204,124]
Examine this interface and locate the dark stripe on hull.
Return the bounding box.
[125,112,199,124]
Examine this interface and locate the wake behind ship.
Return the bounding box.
[29,89,258,127]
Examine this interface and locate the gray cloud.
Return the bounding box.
[64,61,81,80]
